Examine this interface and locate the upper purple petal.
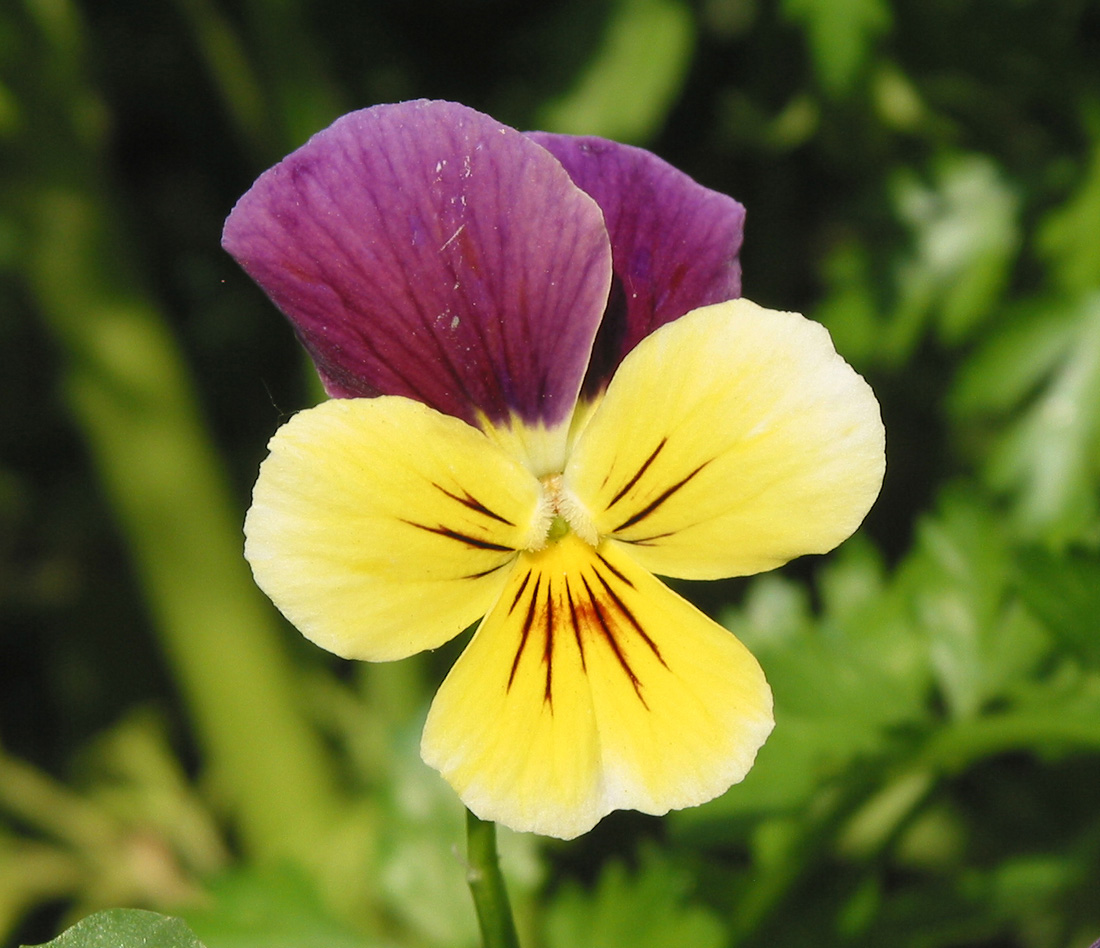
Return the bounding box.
[223,101,611,429]
[526,133,745,396]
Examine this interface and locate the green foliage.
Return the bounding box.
[537,0,694,143]
[3,0,1100,946]
[22,909,204,948]
[782,0,891,96]
[1015,547,1100,667]
[184,868,386,948]
[891,155,1021,351]
[543,848,724,948]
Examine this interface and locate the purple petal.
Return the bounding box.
[526,133,745,395]
[223,101,611,430]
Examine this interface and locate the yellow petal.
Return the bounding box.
[565,299,885,580]
[245,397,547,661]
[420,533,773,839]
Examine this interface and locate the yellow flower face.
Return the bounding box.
[226,102,886,838]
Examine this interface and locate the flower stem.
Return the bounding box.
[18,0,341,870]
[465,809,522,948]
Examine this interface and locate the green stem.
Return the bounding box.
[13,0,342,869]
[465,810,521,948]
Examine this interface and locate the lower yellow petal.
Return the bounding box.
[565,299,886,580]
[245,397,546,661]
[420,533,773,839]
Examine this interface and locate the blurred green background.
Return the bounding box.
[2,0,1100,945]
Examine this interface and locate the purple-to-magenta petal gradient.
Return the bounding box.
[526,133,745,396]
[223,101,611,429]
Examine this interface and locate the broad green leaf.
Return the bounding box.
[950,298,1080,417]
[1038,122,1100,293]
[889,155,1020,353]
[543,848,723,948]
[183,866,386,948]
[985,294,1100,541]
[536,0,693,143]
[1014,547,1100,666]
[921,665,1100,772]
[23,909,204,948]
[950,290,1100,545]
[902,490,1050,719]
[782,0,891,96]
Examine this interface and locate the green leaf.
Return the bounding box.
[536,0,693,143]
[902,489,1051,719]
[782,0,891,95]
[984,294,1100,542]
[543,848,723,948]
[1015,547,1100,666]
[681,490,1055,832]
[23,909,205,948]
[183,866,387,948]
[1038,117,1100,293]
[950,298,1080,417]
[921,666,1100,771]
[889,155,1020,354]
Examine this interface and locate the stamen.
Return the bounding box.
[527,474,599,550]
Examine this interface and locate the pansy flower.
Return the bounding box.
[224,100,885,840]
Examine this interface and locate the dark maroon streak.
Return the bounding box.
[402,520,514,552]
[613,460,712,534]
[565,581,588,673]
[432,482,515,526]
[542,582,555,707]
[461,563,509,580]
[595,552,636,590]
[507,570,533,615]
[606,438,668,509]
[508,574,542,690]
[579,574,648,708]
[591,565,665,666]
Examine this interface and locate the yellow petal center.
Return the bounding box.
[529,473,598,550]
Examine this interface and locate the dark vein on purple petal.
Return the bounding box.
[402,520,514,552]
[613,459,713,534]
[444,244,508,421]
[368,158,487,421]
[307,180,452,404]
[607,438,667,509]
[432,482,515,526]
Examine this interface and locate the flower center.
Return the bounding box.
[530,474,598,550]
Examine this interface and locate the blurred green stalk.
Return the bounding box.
[466,810,522,948]
[14,0,340,868]
[172,0,345,165]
